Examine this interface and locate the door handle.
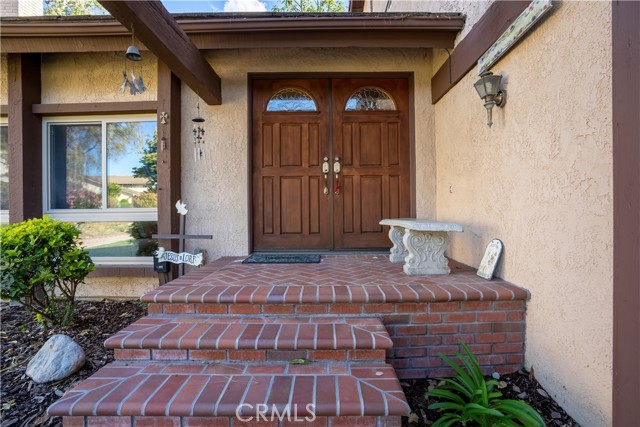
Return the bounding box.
[322,157,330,195]
[333,157,341,195]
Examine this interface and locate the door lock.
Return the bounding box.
[333,157,341,195]
[322,157,330,195]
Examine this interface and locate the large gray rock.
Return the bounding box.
[26,334,85,384]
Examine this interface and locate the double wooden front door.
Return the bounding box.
[252,78,411,251]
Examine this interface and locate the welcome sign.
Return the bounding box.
[155,247,204,267]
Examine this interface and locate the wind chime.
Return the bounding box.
[192,95,205,161]
[121,24,146,96]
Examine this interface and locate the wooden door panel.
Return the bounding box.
[360,175,384,232]
[333,79,411,249]
[359,123,383,166]
[252,79,331,250]
[280,124,303,167]
[253,77,411,251]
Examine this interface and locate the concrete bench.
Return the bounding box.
[379,218,463,275]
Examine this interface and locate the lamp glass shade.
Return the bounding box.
[482,74,502,97]
[474,78,488,99]
[474,71,503,99]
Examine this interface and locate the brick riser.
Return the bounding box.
[63,415,402,427]
[115,348,388,362]
[144,300,525,378]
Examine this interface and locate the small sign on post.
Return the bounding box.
[152,200,212,277]
[155,247,204,266]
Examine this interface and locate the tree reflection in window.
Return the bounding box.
[345,87,397,111]
[266,87,318,112]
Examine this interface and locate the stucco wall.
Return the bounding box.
[78,276,157,300]
[180,47,436,262]
[41,52,157,104]
[425,1,612,426]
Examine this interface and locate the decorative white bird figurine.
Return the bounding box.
[175,200,188,216]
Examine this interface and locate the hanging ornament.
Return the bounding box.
[120,24,146,96]
[192,95,205,161]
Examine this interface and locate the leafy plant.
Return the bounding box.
[427,342,545,427]
[0,217,95,326]
[272,0,346,12]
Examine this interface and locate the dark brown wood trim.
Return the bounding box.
[431,1,529,104]
[0,105,7,117]
[349,1,365,12]
[2,31,456,52]
[0,14,464,53]
[408,73,417,218]
[0,14,464,36]
[32,101,158,116]
[7,53,42,223]
[612,0,640,424]
[98,1,222,105]
[156,61,181,283]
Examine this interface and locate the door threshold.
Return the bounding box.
[251,249,390,256]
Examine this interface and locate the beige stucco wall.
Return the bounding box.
[41,52,157,104]
[411,1,612,426]
[78,276,157,300]
[180,47,437,261]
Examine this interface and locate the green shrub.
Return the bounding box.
[427,342,545,427]
[0,217,95,326]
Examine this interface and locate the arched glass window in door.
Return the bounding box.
[266,87,318,112]
[345,87,397,111]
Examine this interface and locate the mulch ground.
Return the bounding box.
[1,301,147,427]
[1,301,580,427]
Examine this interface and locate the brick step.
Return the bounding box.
[141,279,528,306]
[61,415,402,427]
[106,316,391,362]
[106,316,392,351]
[48,361,410,420]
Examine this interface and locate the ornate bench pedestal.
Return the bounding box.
[380,219,463,275]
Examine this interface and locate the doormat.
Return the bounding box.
[242,254,321,264]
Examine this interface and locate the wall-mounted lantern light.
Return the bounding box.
[474,71,506,127]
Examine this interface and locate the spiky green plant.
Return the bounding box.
[427,342,545,427]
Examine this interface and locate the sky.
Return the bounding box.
[161,0,349,13]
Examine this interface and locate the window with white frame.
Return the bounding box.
[0,120,8,225]
[44,116,158,263]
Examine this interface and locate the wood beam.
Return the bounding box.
[7,53,42,223]
[350,0,365,12]
[156,61,182,283]
[32,101,157,116]
[612,0,640,424]
[431,0,529,104]
[98,0,222,105]
[0,14,464,53]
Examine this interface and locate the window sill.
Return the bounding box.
[88,264,157,278]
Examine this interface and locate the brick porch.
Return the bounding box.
[49,255,529,426]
